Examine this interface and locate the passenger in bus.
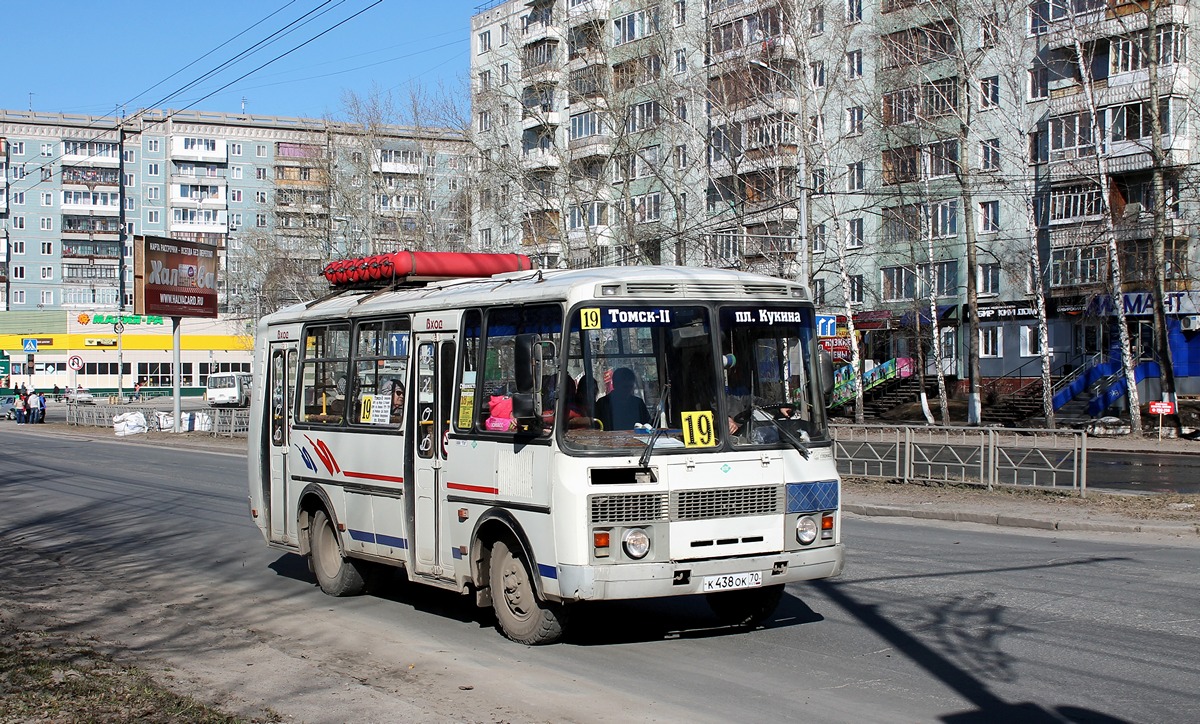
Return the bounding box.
[594,367,651,431]
[560,376,596,429]
[389,381,405,427]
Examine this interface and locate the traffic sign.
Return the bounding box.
[1148,401,1176,416]
[816,315,838,338]
[114,321,125,334]
[22,338,38,353]
[68,355,84,372]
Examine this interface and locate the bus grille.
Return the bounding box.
[673,486,782,521]
[590,493,669,523]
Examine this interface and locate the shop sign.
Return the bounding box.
[819,337,853,361]
[852,310,894,331]
[963,302,1041,322]
[78,313,166,326]
[1064,291,1200,317]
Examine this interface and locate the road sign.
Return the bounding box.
[1149,401,1176,416]
[816,315,838,338]
[114,321,125,334]
[68,355,84,372]
[22,338,38,353]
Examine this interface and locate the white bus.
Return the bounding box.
[205,371,253,407]
[247,252,844,644]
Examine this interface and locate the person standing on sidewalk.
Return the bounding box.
[37,392,47,423]
[28,391,43,424]
[13,393,26,424]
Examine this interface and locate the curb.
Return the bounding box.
[844,503,1199,536]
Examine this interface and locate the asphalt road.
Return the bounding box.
[1,428,1197,722]
[1088,450,1200,494]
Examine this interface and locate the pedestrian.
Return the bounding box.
[27,391,42,424]
[37,392,47,423]
[13,393,25,424]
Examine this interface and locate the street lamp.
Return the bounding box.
[748,58,809,284]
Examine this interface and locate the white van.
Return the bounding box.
[205,372,252,407]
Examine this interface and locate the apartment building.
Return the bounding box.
[1,109,471,314]
[470,0,1199,395]
[0,109,471,390]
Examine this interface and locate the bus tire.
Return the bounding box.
[706,584,784,628]
[310,509,367,597]
[489,539,566,645]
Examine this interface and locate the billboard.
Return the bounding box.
[133,235,219,318]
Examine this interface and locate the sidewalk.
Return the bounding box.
[13,421,1199,539]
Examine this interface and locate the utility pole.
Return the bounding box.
[117,121,127,403]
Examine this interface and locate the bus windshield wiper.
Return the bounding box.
[638,381,671,469]
[756,406,811,459]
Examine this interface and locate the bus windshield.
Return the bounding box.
[718,305,828,449]
[559,302,827,454]
[562,305,718,453]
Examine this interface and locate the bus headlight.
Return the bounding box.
[623,528,651,559]
[796,516,818,545]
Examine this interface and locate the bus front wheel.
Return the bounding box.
[489,539,567,645]
[706,584,784,628]
[310,509,367,597]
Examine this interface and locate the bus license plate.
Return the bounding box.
[703,571,763,592]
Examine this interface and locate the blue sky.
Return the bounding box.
[1,1,479,122]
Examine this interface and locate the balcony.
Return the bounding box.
[1043,2,1187,50]
[62,240,122,259]
[521,146,561,171]
[62,216,122,239]
[61,166,121,187]
[567,0,610,27]
[523,14,565,45]
[170,136,228,163]
[371,150,422,175]
[522,109,563,130]
[568,133,614,160]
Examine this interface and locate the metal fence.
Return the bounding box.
[832,424,1088,496]
[66,403,250,439]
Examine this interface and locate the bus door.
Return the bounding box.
[411,331,456,577]
[267,342,298,543]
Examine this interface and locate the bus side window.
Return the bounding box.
[453,310,482,433]
[478,304,562,435]
[299,325,350,424]
[349,317,409,428]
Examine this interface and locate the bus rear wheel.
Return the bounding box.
[706,584,784,628]
[310,509,367,597]
[489,539,566,645]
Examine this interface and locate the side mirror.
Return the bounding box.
[819,349,834,403]
[513,333,542,425]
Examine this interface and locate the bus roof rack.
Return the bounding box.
[321,251,534,289]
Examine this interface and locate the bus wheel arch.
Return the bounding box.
[470,510,567,644]
[298,487,369,597]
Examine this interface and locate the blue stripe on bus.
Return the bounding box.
[537,563,558,580]
[786,481,840,513]
[377,533,408,549]
[451,547,463,560]
[348,529,408,549]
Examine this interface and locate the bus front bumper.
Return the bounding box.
[552,544,844,602]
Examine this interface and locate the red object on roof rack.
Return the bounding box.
[321,251,533,287]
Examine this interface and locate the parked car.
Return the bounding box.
[1,397,15,419]
[64,387,95,404]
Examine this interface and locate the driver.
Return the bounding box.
[594,367,651,431]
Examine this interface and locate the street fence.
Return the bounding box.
[67,403,250,439]
[832,424,1088,496]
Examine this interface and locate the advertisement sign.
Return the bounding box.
[1148,401,1176,416]
[819,337,853,361]
[133,235,219,319]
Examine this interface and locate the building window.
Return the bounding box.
[675,48,687,73]
[979,200,1000,233]
[674,144,689,168]
[980,263,1001,296]
[811,223,826,252]
[809,5,825,35]
[981,327,1002,358]
[41,242,53,255]
[256,213,267,228]
[148,210,160,224]
[921,260,958,297]
[39,217,53,231]
[256,144,267,158]
[846,0,862,23]
[10,141,24,155]
[930,199,958,238]
[633,192,662,222]
[11,215,25,230]
[41,266,54,280]
[478,30,491,53]
[847,161,865,191]
[847,217,864,248]
[479,228,493,248]
[1020,326,1041,357]
[256,167,267,180]
[846,50,863,79]
[11,265,25,280]
[810,61,825,88]
[675,96,687,121]
[980,138,1000,171]
[813,278,827,305]
[228,142,241,156]
[255,190,267,203]
[981,13,999,48]
[674,0,686,26]
[11,192,24,205]
[882,266,917,301]
[123,149,135,163]
[40,192,52,206]
[12,241,24,254]
[230,189,243,202]
[12,290,25,305]
[846,106,864,135]
[849,274,864,304]
[41,290,53,305]
[980,76,1000,109]
[40,143,53,156]
[478,111,492,132]
[147,138,160,152]
[614,9,657,46]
